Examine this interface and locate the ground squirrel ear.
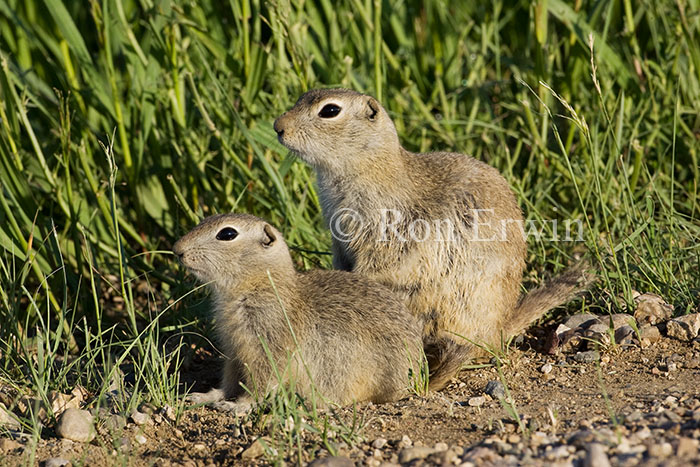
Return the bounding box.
[366,97,379,121]
[261,224,276,248]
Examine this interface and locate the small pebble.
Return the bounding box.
[371,437,387,449]
[397,435,412,449]
[130,410,150,426]
[119,437,130,451]
[134,435,147,445]
[44,458,71,467]
[468,396,485,407]
[0,438,22,453]
[614,325,636,345]
[241,438,266,459]
[584,443,611,467]
[545,445,571,460]
[638,325,662,346]
[0,403,21,429]
[648,442,673,458]
[137,402,155,415]
[677,437,699,457]
[398,446,436,463]
[427,449,458,465]
[161,405,176,422]
[463,446,498,463]
[484,380,505,399]
[530,432,551,447]
[434,442,448,451]
[540,363,553,374]
[101,414,126,433]
[626,410,643,422]
[573,350,600,363]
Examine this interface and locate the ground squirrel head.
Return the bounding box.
[173,213,294,292]
[274,88,400,173]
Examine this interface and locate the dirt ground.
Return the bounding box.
[2,329,700,466]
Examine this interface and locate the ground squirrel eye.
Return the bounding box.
[216,227,238,241]
[318,104,341,118]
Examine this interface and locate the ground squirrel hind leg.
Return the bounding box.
[186,359,245,404]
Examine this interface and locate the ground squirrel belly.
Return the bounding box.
[274,89,590,389]
[173,213,424,407]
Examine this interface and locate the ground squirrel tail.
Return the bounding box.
[506,262,594,339]
[425,263,593,391]
[424,337,473,391]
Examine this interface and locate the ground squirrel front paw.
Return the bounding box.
[211,400,252,417]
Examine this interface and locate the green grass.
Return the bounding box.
[1,0,699,461]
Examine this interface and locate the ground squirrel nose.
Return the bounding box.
[172,241,184,259]
[273,118,284,137]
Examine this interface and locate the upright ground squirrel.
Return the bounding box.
[275,88,591,389]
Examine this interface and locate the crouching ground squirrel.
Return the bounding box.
[173,213,424,410]
[274,88,592,389]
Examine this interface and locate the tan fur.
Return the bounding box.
[173,213,423,406]
[274,89,592,390]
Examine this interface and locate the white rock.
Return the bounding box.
[56,409,94,443]
[666,313,700,341]
[371,437,387,449]
[468,396,486,407]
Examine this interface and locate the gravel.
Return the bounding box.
[3,304,700,466]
